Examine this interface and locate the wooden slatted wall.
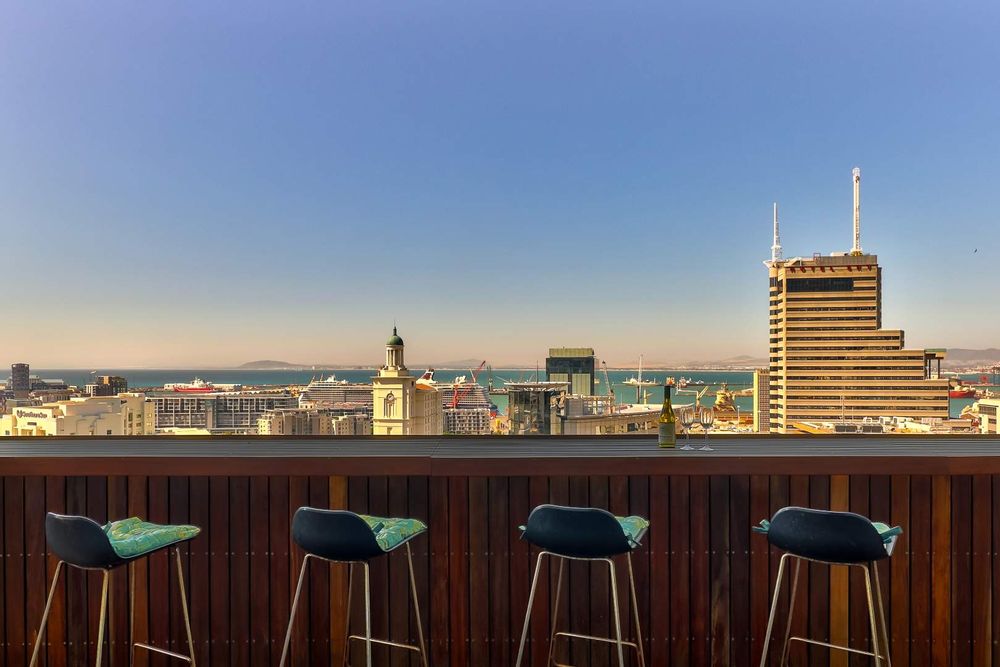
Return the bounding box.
[0,473,994,666]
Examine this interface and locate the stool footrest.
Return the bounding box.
[790,636,886,660]
[347,634,422,652]
[134,642,193,663]
[554,631,640,649]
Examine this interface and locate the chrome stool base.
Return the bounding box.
[515,551,646,667]
[759,552,891,667]
[279,542,428,667]
[29,548,197,667]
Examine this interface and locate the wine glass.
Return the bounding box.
[679,408,697,450]
[697,407,715,451]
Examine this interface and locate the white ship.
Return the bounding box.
[299,375,373,407]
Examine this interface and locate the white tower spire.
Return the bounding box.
[851,167,862,255]
[770,201,782,262]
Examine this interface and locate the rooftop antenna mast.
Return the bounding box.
[850,167,863,255]
[770,202,782,262]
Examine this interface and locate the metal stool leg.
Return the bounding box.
[95,570,111,667]
[342,563,354,667]
[546,557,565,666]
[406,543,429,667]
[862,564,882,666]
[758,552,789,667]
[873,562,891,667]
[363,561,372,667]
[627,553,646,667]
[174,549,197,666]
[515,550,547,667]
[280,554,312,667]
[779,556,802,666]
[606,558,626,667]
[29,561,64,667]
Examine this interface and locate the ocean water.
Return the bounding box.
[26,368,980,418]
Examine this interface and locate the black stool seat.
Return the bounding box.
[763,506,894,564]
[521,504,648,559]
[46,512,200,570]
[292,507,427,562]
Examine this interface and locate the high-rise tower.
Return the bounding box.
[765,169,949,433]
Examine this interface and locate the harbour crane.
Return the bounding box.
[450,361,487,409]
[676,384,713,409]
[601,360,616,413]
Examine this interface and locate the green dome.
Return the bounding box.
[386,327,404,346]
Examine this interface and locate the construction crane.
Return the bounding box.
[676,385,713,409]
[450,361,487,409]
[601,360,616,413]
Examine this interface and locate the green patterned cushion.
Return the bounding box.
[103,517,201,559]
[617,515,650,548]
[357,514,427,552]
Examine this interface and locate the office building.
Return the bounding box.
[85,375,128,397]
[752,368,771,433]
[372,328,443,435]
[10,363,29,398]
[506,381,569,435]
[151,392,297,434]
[765,170,949,433]
[546,347,596,396]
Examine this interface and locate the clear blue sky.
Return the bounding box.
[1,2,997,367]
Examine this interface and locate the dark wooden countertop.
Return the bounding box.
[2,434,999,475]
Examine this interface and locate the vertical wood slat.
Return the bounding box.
[327,476,348,667]
[729,475,751,667]
[848,474,869,667]
[188,477,211,667]
[2,468,1000,666]
[889,475,910,666]
[229,477,251,667]
[971,475,992,667]
[709,475,731,667]
[386,475,410,667]
[909,475,932,667]
[748,475,769,666]
[5,477,26,667]
[306,476,329,667]
[44,477,67,667]
[787,476,810,667]
[107,476,128,667]
[828,475,850,667]
[666,475,687,667]
[167,475,189,663]
[567,475,590,667]
[808,475,830,667]
[528,477,558,665]
[931,475,951,667]
[248,476,270,667]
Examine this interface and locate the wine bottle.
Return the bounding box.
[658,383,677,447]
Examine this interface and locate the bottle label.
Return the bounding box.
[658,423,676,448]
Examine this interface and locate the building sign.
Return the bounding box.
[15,409,50,419]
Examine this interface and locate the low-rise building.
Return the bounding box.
[257,408,372,436]
[0,395,153,436]
[977,398,1000,434]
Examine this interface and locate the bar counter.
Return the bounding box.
[1,435,998,666]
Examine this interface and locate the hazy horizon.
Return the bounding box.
[2,2,998,367]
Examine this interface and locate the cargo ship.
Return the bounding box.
[948,378,977,399]
[163,378,241,393]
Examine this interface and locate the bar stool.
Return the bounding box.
[756,506,901,667]
[30,512,201,667]
[515,504,649,667]
[279,507,429,667]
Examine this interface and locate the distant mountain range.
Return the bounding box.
[237,349,997,372]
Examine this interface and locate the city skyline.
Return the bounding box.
[2,2,998,367]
